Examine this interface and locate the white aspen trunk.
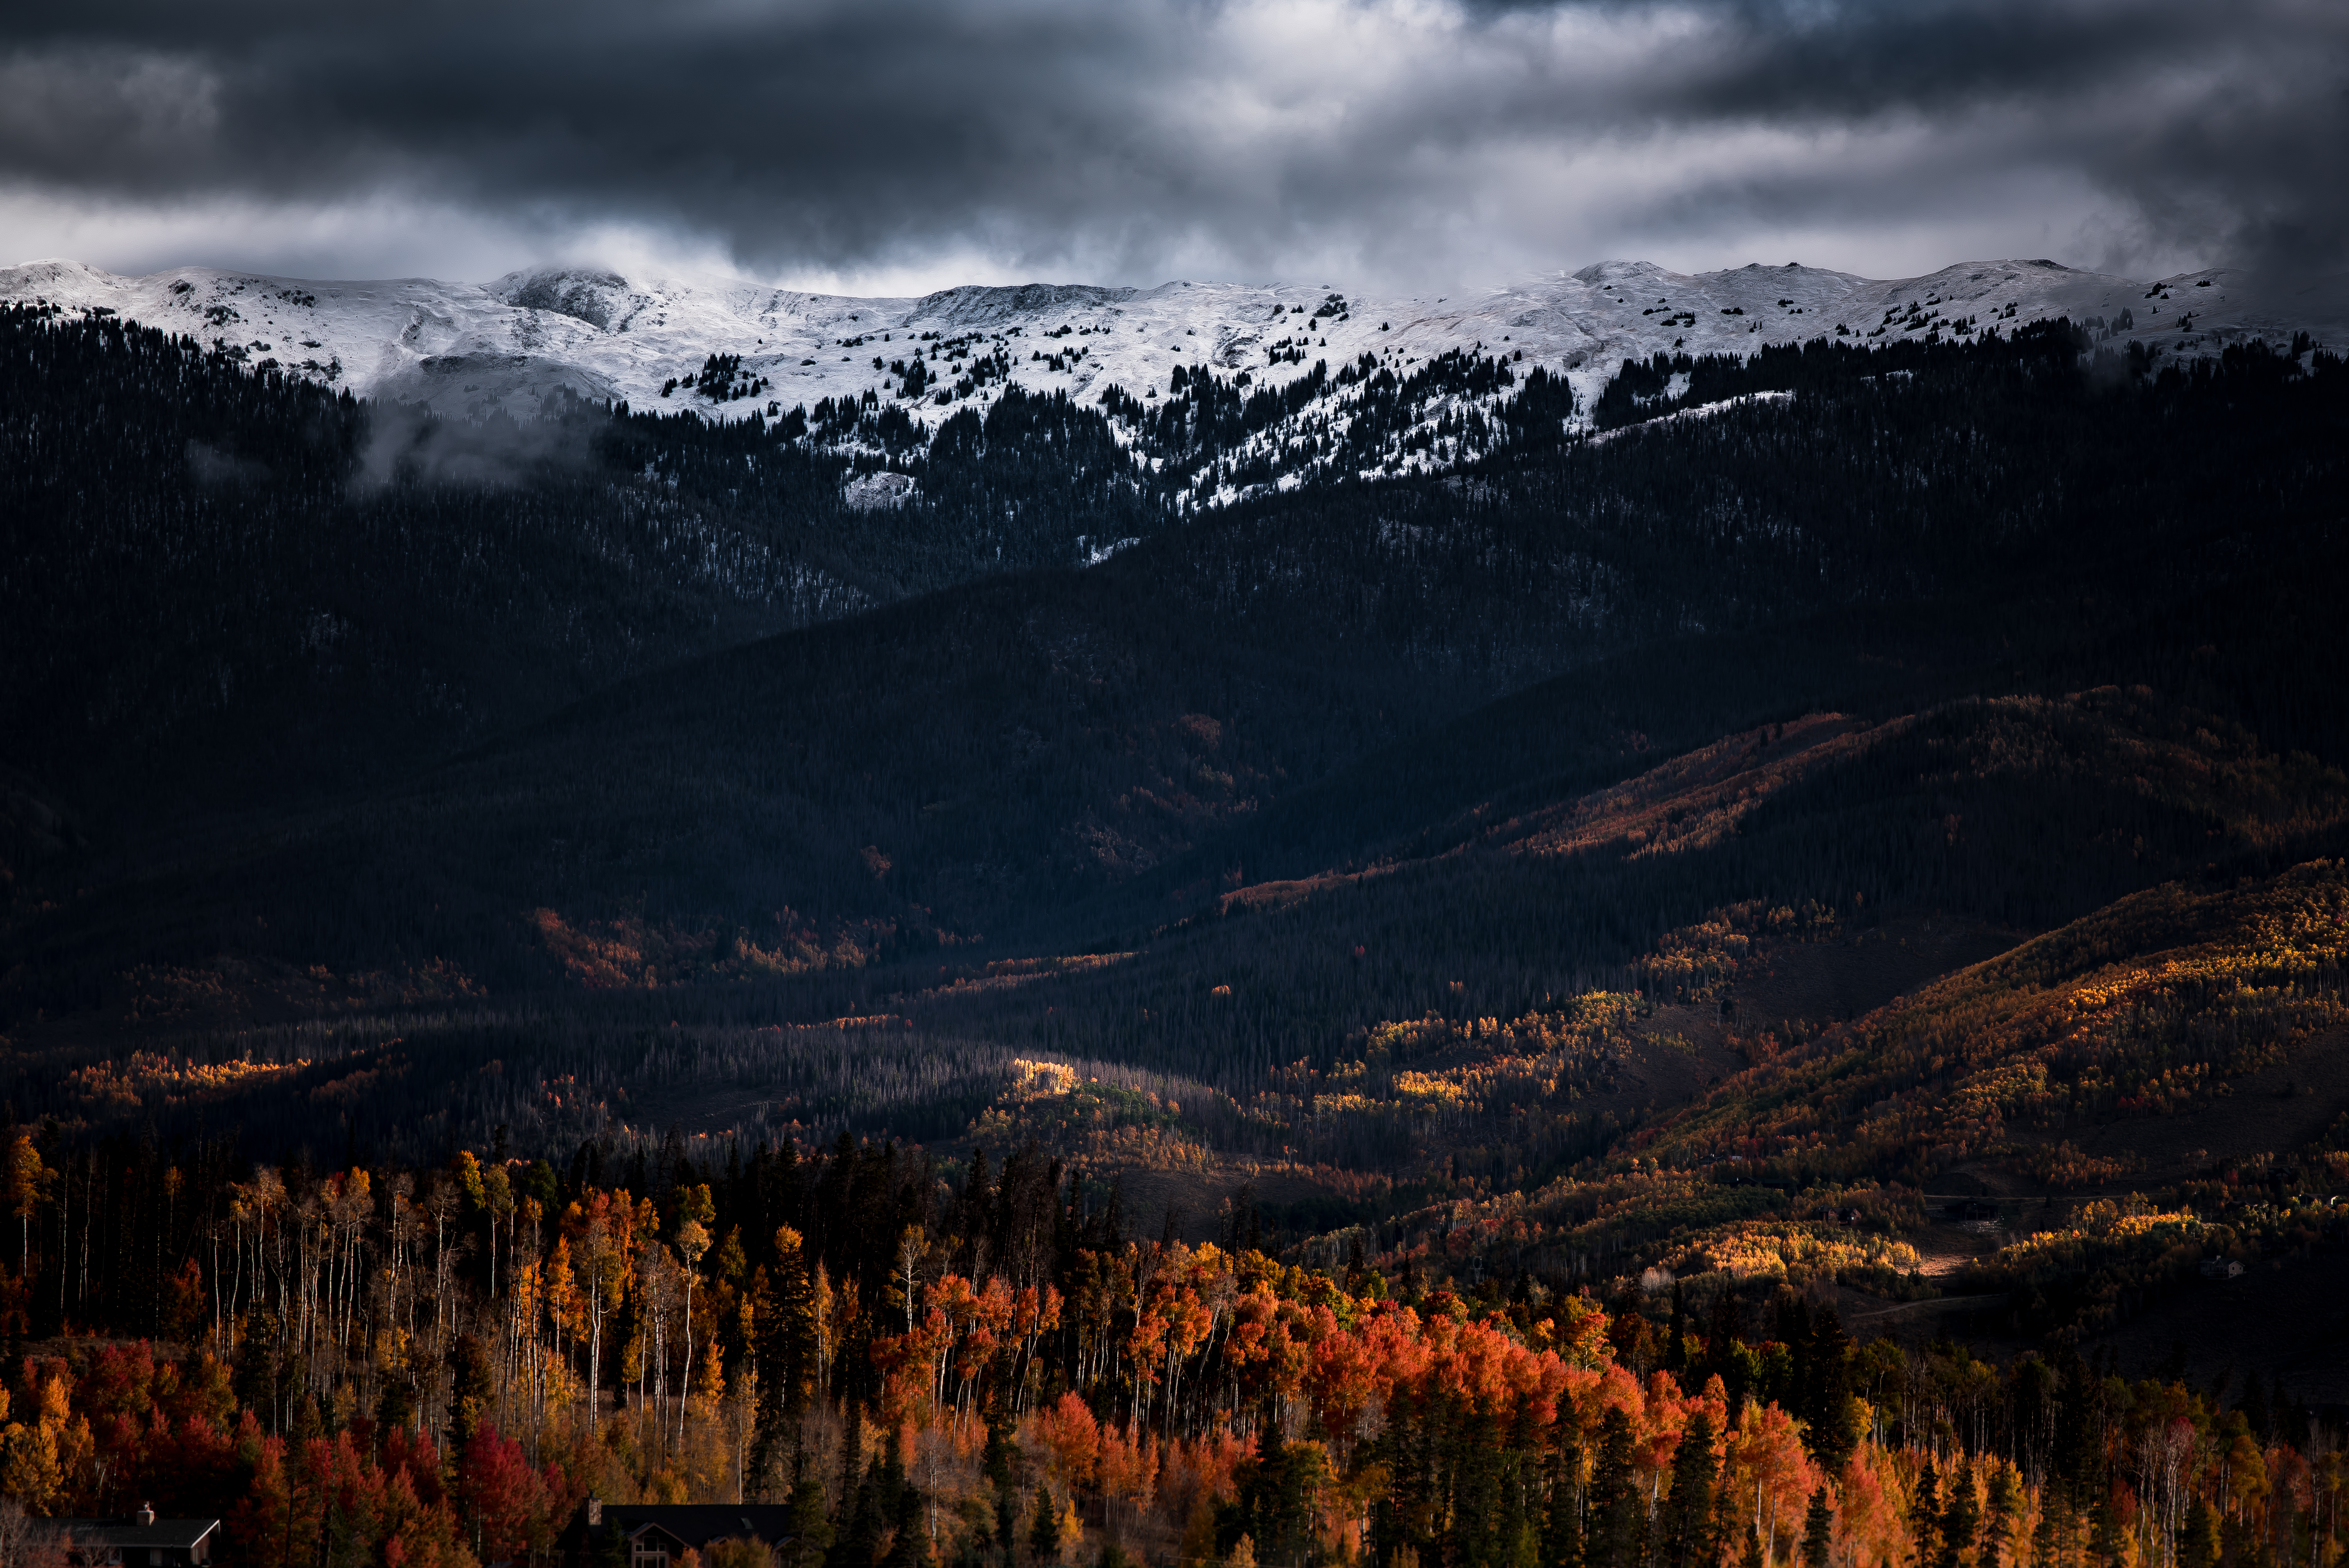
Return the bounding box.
[679,1271,693,1450]
[588,1295,602,1433]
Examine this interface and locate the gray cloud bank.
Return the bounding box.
[2,0,2342,290]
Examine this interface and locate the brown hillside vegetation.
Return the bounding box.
[1198,684,2343,992]
[1485,710,1884,861]
[1123,686,2349,1181]
[1644,857,2349,1187]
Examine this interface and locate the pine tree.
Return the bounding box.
[1908,1465,1940,1568]
[788,1440,834,1568]
[1586,1408,1638,1568]
[2088,1483,2124,1568]
[986,1408,1020,1550]
[2178,1501,2219,1568]
[1030,1488,1060,1564]
[1706,1292,1747,1424]
[1668,1283,1689,1377]
[2033,1490,2062,1568]
[1542,1420,1584,1568]
[759,1227,817,1421]
[1935,1467,1977,1568]
[1800,1491,1832,1568]
[881,1468,927,1568]
[1981,1468,2017,1568]
[1805,1311,1858,1475]
[1659,1411,1716,1568]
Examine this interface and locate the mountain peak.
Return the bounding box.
[487,267,638,330]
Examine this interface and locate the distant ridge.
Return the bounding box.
[6,254,2339,431]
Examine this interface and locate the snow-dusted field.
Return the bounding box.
[7,255,2339,435]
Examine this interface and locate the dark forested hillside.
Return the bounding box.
[0,308,1178,829]
[9,313,2342,1025]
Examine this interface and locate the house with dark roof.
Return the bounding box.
[53,1506,219,1567]
[554,1499,797,1568]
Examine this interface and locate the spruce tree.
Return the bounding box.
[2089,1484,2124,1568]
[752,1228,819,1499]
[2025,1487,2061,1568]
[1668,1283,1689,1377]
[1805,1311,1859,1475]
[1504,1459,1543,1568]
[985,1408,1018,1492]
[1586,1407,1638,1568]
[1706,1292,1748,1423]
[1908,1465,1940,1568]
[1935,1467,1977,1568]
[1800,1491,1832,1568]
[1543,1421,1585,1568]
[881,1467,927,1568]
[1660,1411,1717,1568]
[1030,1488,1060,1564]
[828,1430,886,1568]
[789,1440,835,1568]
[2178,1501,2219,1568]
[1981,1467,2017,1568]
[837,1400,866,1532]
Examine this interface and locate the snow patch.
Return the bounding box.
[1586,390,1795,445]
[843,470,917,510]
[1079,535,1141,566]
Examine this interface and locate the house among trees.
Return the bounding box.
[55,1506,219,1566]
[555,1499,797,1568]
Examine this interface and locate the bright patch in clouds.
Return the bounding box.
[0,0,2339,289]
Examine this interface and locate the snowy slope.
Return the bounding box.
[6,253,2341,466]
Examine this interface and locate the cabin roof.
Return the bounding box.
[569,1505,798,1551]
[52,1520,221,1552]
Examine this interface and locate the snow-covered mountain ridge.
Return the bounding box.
[11,255,2340,421]
[7,255,2342,501]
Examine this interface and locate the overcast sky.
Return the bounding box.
[3,0,2342,294]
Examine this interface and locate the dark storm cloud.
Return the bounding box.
[1615,0,2349,275]
[3,0,2343,285]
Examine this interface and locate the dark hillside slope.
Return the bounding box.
[0,307,1169,827]
[891,687,2349,1098]
[0,305,853,817]
[3,321,2344,1046]
[13,683,2340,1170]
[0,563,1476,1008]
[1082,328,2349,897]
